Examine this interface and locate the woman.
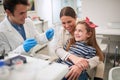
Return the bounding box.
[55,6,104,80]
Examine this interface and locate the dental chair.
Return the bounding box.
[108,44,120,80]
[108,67,120,80]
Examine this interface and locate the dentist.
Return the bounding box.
[0,0,54,55]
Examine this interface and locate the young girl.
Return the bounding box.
[61,17,104,80]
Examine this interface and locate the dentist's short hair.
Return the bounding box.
[3,0,29,13]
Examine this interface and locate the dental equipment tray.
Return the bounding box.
[5,55,27,66]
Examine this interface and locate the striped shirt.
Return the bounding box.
[62,41,96,66]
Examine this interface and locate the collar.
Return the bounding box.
[76,41,87,44]
[7,17,23,27]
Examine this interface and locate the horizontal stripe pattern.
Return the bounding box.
[64,41,96,59]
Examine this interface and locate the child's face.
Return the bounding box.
[74,24,91,41]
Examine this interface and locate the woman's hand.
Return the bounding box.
[75,58,89,70]
[65,65,82,80]
[67,54,89,70]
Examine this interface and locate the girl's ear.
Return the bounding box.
[87,32,92,38]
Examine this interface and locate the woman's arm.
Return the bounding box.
[67,54,89,69]
[55,28,72,60]
[87,56,100,69]
[67,54,100,70]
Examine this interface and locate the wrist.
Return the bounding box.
[64,52,71,61]
[67,54,79,64]
[66,54,74,62]
[75,59,89,70]
[75,64,83,70]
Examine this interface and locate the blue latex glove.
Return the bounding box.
[45,28,54,40]
[23,38,37,52]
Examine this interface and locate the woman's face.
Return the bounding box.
[60,16,76,33]
[74,24,91,41]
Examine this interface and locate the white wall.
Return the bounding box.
[81,0,120,28]
[35,0,77,26]
[35,0,53,26]
[35,0,120,27]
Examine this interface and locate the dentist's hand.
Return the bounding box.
[23,38,37,52]
[45,28,54,40]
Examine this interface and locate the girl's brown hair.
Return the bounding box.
[66,20,104,61]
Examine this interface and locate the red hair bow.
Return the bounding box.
[85,17,97,28]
